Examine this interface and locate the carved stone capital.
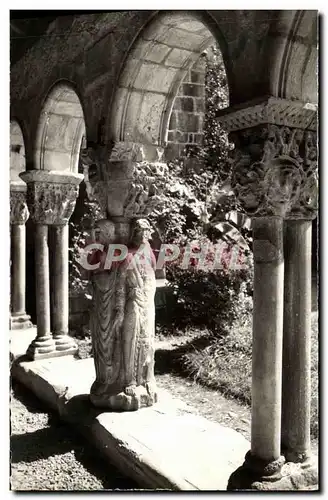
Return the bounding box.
[120,161,167,219]
[228,124,317,220]
[218,97,317,133]
[80,141,164,167]
[10,187,29,225]
[79,144,109,171]
[20,170,83,225]
[80,145,167,219]
[27,182,80,225]
[110,141,146,162]
[109,141,164,163]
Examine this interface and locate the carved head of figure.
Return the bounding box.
[264,156,302,217]
[300,166,318,213]
[92,219,116,246]
[130,219,153,246]
[232,159,266,216]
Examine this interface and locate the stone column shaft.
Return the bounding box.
[251,216,284,462]
[11,224,26,316]
[52,225,69,335]
[34,224,51,338]
[51,224,76,353]
[10,187,32,329]
[282,220,312,462]
[20,170,83,359]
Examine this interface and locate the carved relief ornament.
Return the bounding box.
[217,97,317,133]
[229,124,318,220]
[10,190,29,225]
[26,182,80,225]
[80,143,167,219]
[20,170,83,225]
[123,162,167,218]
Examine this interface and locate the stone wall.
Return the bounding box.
[165,56,206,162]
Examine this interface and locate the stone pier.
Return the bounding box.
[218,97,318,490]
[81,142,167,411]
[20,170,83,359]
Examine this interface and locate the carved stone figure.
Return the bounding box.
[80,142,166,411]
[89,218,157,410]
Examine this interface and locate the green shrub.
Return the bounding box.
[165,239,253,335]
[69,181,104,297]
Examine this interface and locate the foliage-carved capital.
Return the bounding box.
[230,125,318,220]
[80,143,168,219]
[10,190,29,225]
[26,182,80,225]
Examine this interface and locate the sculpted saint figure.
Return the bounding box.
[89,218,157,410]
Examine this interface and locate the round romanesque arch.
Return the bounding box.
[34,82,86,173]
[109,11,229,156]
[10,120,26,183]
[266,10,318,104]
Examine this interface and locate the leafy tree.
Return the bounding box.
[68,44,252,306]
[200,45,232,184]
[68,180,103,296]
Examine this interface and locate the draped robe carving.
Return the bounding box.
[89,219,157,410]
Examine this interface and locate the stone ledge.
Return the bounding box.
[11,340,250,490]
[20,170,84,185]
[10,181,27,192]
[10,327,37,360]
[10,315,33,330]
[9,329,319,491]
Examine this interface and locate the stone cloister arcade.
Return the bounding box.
[10,10,318,489]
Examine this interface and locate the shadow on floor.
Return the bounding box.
[10,383,139,490]
[154,333,213,377]
[11,379,49,415]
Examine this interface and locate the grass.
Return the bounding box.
[73,310,319,441]
[181,311,319,439]
[182,319,252,404]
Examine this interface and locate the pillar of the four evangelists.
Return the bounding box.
[80,142,167,411]
[20,170,83,359]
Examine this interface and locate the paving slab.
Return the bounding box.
[10,331,250,490]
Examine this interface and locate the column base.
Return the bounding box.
[10,313,33,330]
[53,332,78,356]
[282,447,313,466]
[90,383,158,411]
[26,334,57,360]
[227,451,318,490]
